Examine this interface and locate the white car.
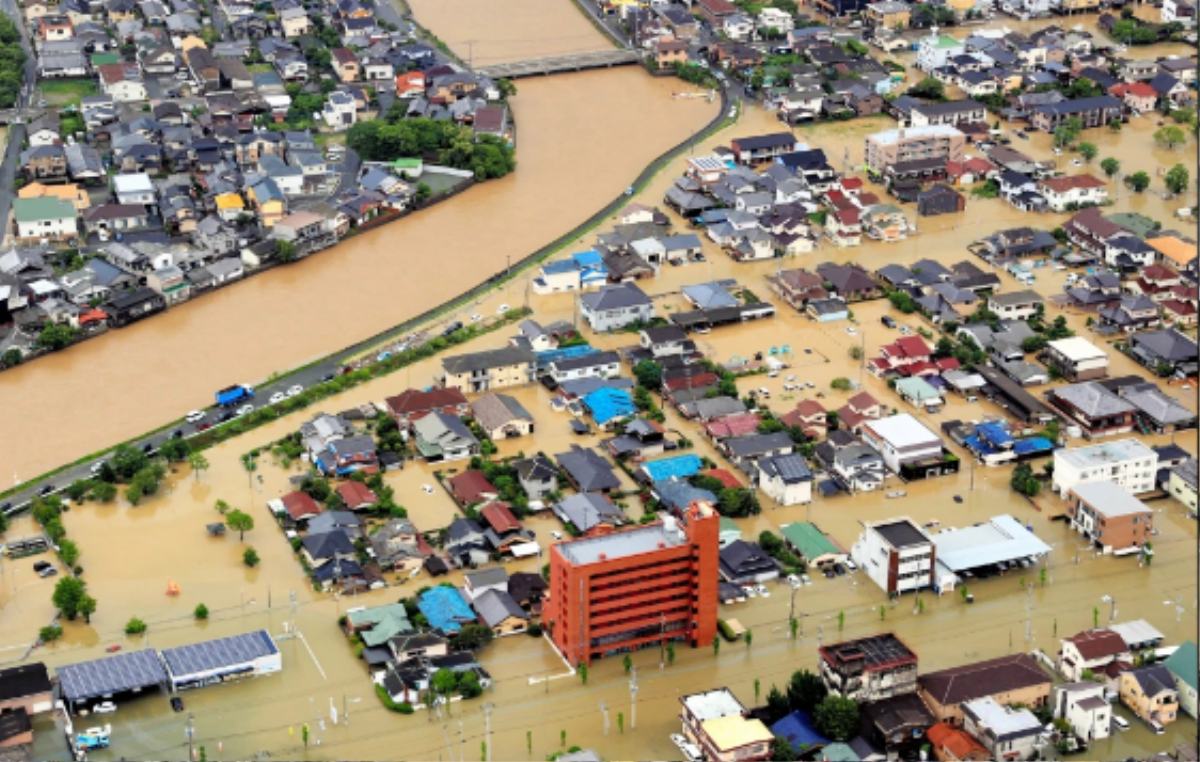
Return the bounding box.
[496,304,510,314]
[470,313,482,322]
[845,326,857,336]
[269,392,286,404]
[899,325,912,336]
[755,584,770,597]
[681,743,703,762]
[92,702,117,714]
[287,385,303,397]
[421,484,435,494]
[236,404,254,416]
[787,574,801,586]
[90,461,105,475]
[741,585,757,598]
[845,558,858,572]
[805,381,815,389]
[1071,158,1082,166]
[671,734,688,752]
[801,574,812,586]
[551,531,563,540]
[185,410,206,424]
[783,384,795,391]
[758,387,770,397]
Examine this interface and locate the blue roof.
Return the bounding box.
[58,649,168,703]
[641,454,703,482]
[572,250,604,266]
[976,421,1013,447]
[771,711,830,750]
[536,345,598,366]
[963,434,996,456]
[160,630,278,679]
[543,259,579,275]
[418,587,476,634]
[653,479,716,511]
[582,387,636,425]
[1013,437,1054,456]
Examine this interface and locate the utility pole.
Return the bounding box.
[788,583,798,638]
[458,719,465,762]
[599,700,610,736]
[629,666,639,730]
[186,712,195,762]
[1024,585,1033,643]
[483,702,494,762]
[659,613,666,668]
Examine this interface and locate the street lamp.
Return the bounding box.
[1101,595,1117,624]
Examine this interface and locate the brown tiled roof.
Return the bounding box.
[281,491,322,520]
[480,501,521,534]
[386,387,468,418]
[448,470,496,505]
[919,653,1050,706]
[1066,629,1129,661]
[336,481,377,507]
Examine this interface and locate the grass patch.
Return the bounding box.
[38,80,98,106]
[314,132,347,147]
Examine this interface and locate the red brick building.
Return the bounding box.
[544,501,720,666]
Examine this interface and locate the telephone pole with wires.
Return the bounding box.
[629,667,639,730]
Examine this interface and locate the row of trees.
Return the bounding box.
[346,116,516,182]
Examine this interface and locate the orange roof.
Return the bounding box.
[281,491,322,521]
[336,481,377,508]
[927,723,989,761]
[19,182,90,210]
[1147,236,1198,266]
[702,468,742,489]
[480,501,522,534]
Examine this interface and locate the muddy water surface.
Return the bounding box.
[0,70,717,481]
[406,0,615,66]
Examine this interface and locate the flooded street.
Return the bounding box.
[0,70,717,482]
[0,7,1196,760]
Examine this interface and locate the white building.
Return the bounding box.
[113,173,156,205]
[962,697,1043,761]
[754,453,813,506]
[321,91,357,131]
[1044,336,1109,381]
[757,7,794,31]
[1162,0,1196,24]
[159,630,282,691]
[723,13,754,40]
[850,517,935,595]
[1052,439,1158,496]
[860,413,946,474]
[13,196,77,243]
[1054,682,1112,742]
[916,29,966,73]
[1038,175,1109,212]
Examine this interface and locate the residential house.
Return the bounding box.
[551,492,625,535]
[987,289,1043,320]
[555,446,621,493]
[1119,666,1180,730]
[819,633,919,701]
[370,519,426,572]
[470,393,534,440]
[1038,174,1108,212]
[1042,337,1109,381]
[12,198,77,244]
[1029,95,1123,132]
[580,282,654,331]
[1127,328,1198,379]
[1066,481,1153,554]
[1048,382,1136,438]
[1053,681,1112,742]
[1059,628,1132,683]
[1053,439,1159,496]
[961,698,1043,761]
[440,346,535,393]
[679,688,773,762]
[918,654,1052,726]
[411,412,480,462]
[718,540,780,585]
[512,455,559,502]
[1162,642,1197,719]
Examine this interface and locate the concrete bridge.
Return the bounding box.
[477,49,641,80]
[0,108,39,125]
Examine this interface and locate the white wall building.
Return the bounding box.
[1054,682,1112,742]
[113,173,156,205]
[860,413,945,474]
[916,29,966,73]
[1052,439,1158,496]
[159,630,282,691]
[850,517,935,595]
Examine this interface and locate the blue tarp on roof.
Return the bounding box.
[543,259,579,275]
[536,345,598,367]
[572,250,604,266]
[582,388,636,425]
[418,587,476,634]
[976,421,1014,447]
[1013,437,1054,456]
[771,711,830,750]
[641,454,703,482]
[963,434,997,456]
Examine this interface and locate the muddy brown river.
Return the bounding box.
[0,69,717,483]
[0,6,1196,760]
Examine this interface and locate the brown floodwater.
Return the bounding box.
[406,0,615,66]
[0,70,717,483]
[1,15,1197,762]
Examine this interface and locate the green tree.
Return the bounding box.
[194,603,209,620]
[617,712,624,735]
[666,641,676,665]
[242,547,260,567]
[623,653,633,674]
[1077,141,1098,162]
[276,240,299,263]
[633,360,663,390]
[712,635,721,657]
[111,444,150,480]
[1165,163,1190,195]
[1108,119,1122,132]
[771,736,800,761]
[1100,157,1120,177]
[90,481,117,502]
[2,348,22,368]
[787,669,827,712]
[58,539,80,568]
[39,624,63,642]
[745,629,753,650]
[226,509,255,540]
[124,617,148,635]
[1154,125,1186,149]
[188,451,210,480]
[578,663,589,685]
[1127,171,1151,193]
[813,696,860,741]
[78,594,97,624]
[159,437,190,462]
[888,291,916,314]
[765,686,790,724]
[37,323,77,351]
[453,623,494,651]
[906,77,945,101]
[497,78,517,98]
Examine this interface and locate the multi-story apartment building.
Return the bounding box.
[819,633,919,702]
[864,125,965,181]
[850,517,936,595]
[1052,439,1159,496]
[1066,481,1154,554]
[1042,337,1109,381]
[1029,95,1123,132]
[544,501,719,666]
[439,346,536,393]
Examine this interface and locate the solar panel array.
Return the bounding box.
[160,630,278,679]
[57,649,168,702]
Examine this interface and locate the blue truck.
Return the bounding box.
[215,384,255,407]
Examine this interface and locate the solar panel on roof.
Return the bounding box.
[160,630,278,678]
[57,649,168,703]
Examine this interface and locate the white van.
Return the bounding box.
[1111,716,1130,731]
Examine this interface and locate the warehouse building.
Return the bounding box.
[159,630,281,692]
[56,650,168,713]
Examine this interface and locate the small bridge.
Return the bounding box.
[0,108,37,125]
[478,49,641,80]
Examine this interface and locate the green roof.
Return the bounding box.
[345,603,414,648]
[1164,641,1197,692]
[932,34,961,49]
[779,522,840,560]
[389,158,423,169]
[91,52,120,66]
[13,196,75,223]
[1107,212,1157,239]
[819,743,860,762]
[719,517,741,535]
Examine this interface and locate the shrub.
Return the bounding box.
[39,624,63,643]
[194,603,209,620]
[375,684,415,713]
[125,617,148,635]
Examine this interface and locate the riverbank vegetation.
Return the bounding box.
[0,17,26,109]
[347,116,515,181]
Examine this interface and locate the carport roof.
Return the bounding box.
[57,649,168,703]
[935,514,1050,572]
